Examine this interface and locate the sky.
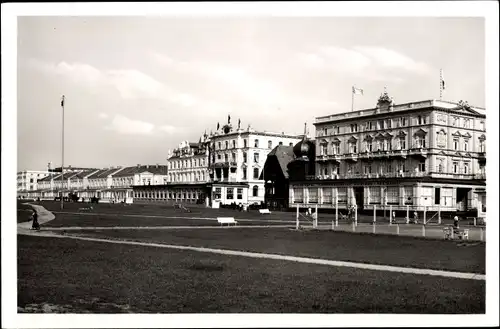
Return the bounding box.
[16,16,486,171]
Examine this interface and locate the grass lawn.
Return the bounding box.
[67,227,485,274]
[18,235,485,313]
[42,213,293,228]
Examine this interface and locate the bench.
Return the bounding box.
[217,217,237,226]
[259,209,271,214]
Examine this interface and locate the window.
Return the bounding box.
[364,165,372,174]
[253,168,259,179]
[254,139,259,147]
[225,141,228,149]
[217,154,222,160]
[387,187,399,205]
[224,154,228,162]
[232,152,236,161]
[387,119,392,129]
[368,122,374,130]
[333,143,341,154]
[214,187,222,199]
[323,167,328,176]
[378,120,384,129]
[243,168,247,180]
[401,117,407,127]
[293,188,303,203]
[418,161,426,172]
[323,188,332,204]
[279,141,283,146]
[268,140,272,149]
[254,153,259,163]
[416,136,426,148]
[434,188,441,205]
[367,141,373,152]
[252,185,259,197]
[243,152,248,163]
[382,140,388,151]
[232,140,236,148]
[237,188,243,200]
[369,187,381,204]
[463,119,470,129]
[453,162,459,174]
[244,139,247,148]
[418,115,426,125]
[289,142,293,146]
[218,142,221,150]
[464,162,469,174]
[350,124,358,132]
[463,140,468,152]
[452,117,458,127]
[227,188,234,200]
[438,163,443,173]
[308,188,318,203]
[349,142,357,153]
[453,138,459,150]
[479,140,485,152]
[320,143,328,155]
[480,121,485,131]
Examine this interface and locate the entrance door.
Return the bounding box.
[354,187,364,210]
[456,188,470,211]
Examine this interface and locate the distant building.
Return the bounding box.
[17,170,51,194]
[288,92,486,218]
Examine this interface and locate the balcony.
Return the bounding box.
[478,152,486,164]
[409,147,428,158]
[317,154,341,163]
[210,161,238,168]
[475,173,486,180]
[344,153,358,162]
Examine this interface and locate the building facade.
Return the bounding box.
[289,93,487,217]
[207,118,303,206]
[17,170,51,194]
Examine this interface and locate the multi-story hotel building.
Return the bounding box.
[207,118,303,206]
[17,170,51,194]
[289,92,486,218]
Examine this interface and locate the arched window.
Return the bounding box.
[252,185,259,197]
[253,168,260,179]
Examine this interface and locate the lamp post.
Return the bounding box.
[61,95,65,210]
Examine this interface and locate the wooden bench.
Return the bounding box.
[259,209,271,214]
[217,217,237,226]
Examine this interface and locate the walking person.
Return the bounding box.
[31,210,40,231]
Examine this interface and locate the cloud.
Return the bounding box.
[98,112,109,119]
[105,114,155,135]
[298,46,430,80]
[158,124,181,135]
[29,59,198,107]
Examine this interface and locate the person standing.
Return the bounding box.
[31,210,40,230]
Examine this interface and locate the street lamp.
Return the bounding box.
[61,95,65,210]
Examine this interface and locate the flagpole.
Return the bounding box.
[351,86,355,112]
[61,95,65,210]
[439,69,443,101]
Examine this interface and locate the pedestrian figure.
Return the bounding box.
[413,211,419,224]
[31,210,40,230]
[453,215,460,233]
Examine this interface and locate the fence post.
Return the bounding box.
[373,205,376,224]
[315,204,318,228]
[423,206,427,225]
[296,204,299,230]
[396,224,400,235]
[406,205,410,224]
[438,205,441,225]
[352,221,356,232]
[480,227,484,241]
[474,217,477,227]
[372,222,376,234]
[335,195,338,227]
[354,205,358,226]
[389,205,393,225]
[422,225,426,237]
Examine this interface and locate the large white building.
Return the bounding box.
[288,93,487,220]
[17,170,51,193]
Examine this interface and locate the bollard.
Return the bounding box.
[389,205,393,225]
[438,206,441,225]
[373,205,376,224]
[474,217,477,227]
[335,198,339,227]
[352,221,356,232]
[396,224,400,235]
[422,225,426,237]
[372,222,376,234]
[315,204,318,228]
[296,204,299,230]
[406,205,410,224]
[480,227,484,241]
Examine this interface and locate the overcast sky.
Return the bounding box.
[17,16,485,171]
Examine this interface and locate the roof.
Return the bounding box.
[38,173,59,182]
[112,165,168,177]
[71,169,99,179]
[87,168,122,179]
[267,145,295,179]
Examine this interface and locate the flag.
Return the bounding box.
[440,72,446,90]
[228,114,231,124]
[352,86,364,95]
[61,95,65,107]
[217,122,220,130]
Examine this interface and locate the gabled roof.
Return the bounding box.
[266,145,294,179]
[112,165,168,177]
[38,173,58,182]
[71,169,99,179]
[87,168,121,179]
